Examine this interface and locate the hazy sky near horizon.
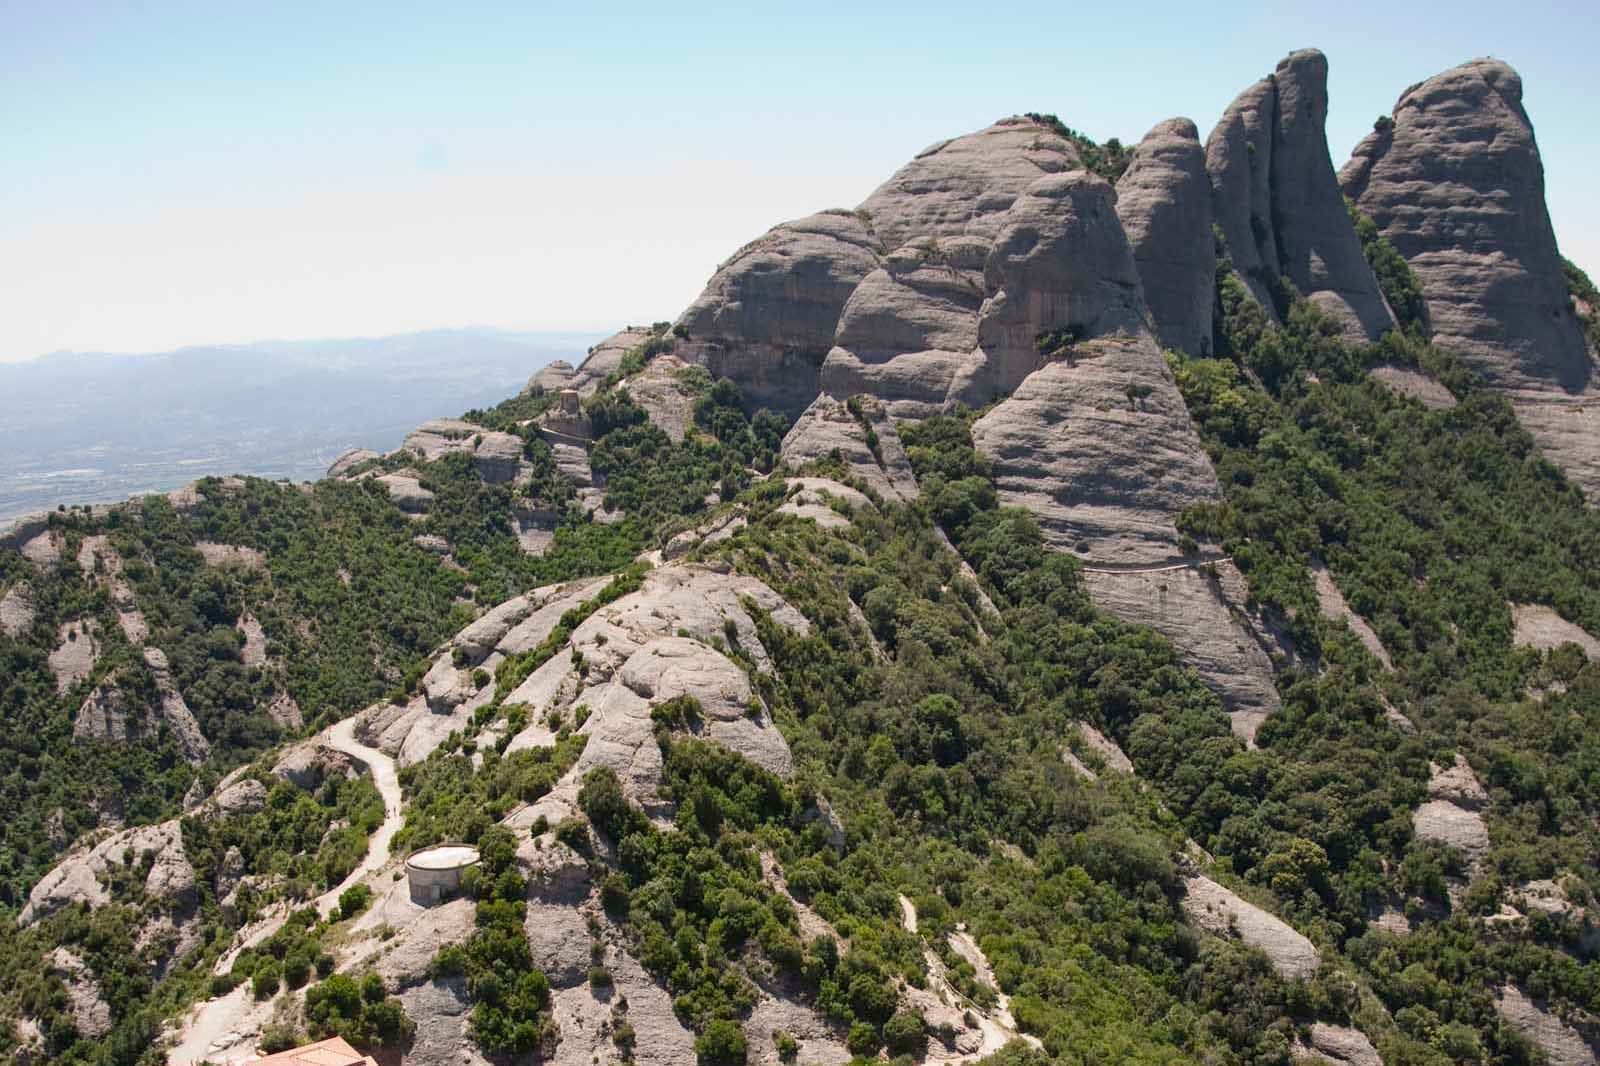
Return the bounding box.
[3,1,1597,362]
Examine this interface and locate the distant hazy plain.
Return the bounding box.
[0,328,601,524]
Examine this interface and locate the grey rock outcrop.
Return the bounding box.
[48,620,101,693]
[0,513,52,556]
[1509,603,1600,659]
[326,447,379,478]
[819,237,989,417]
[620,353,699,442]
[566,328,655,396]
[528,358,577,393]
[1081,566,1283,743]
[1340,58,1599,496]
[675,211,882,416]
[1303,1023,1382,1066]
[1182,874,1320,980]
[208,777,268,817]
[1115,118,1215,355]
[142,647,210,764]
[403,419,525,484]
[780,393,920,501]
[857,116,1082,250]
[194,542,266,569]
[971,340,1220,562]
[1494,985,1600,1066]
[1413,755,1490,863]
[48,949,112,1039]
[374,472,434,514]
[1207,49,1394,341]
[75,681,135,743]
[955,171,1149,404]
[21,819,196,926]
[0,581,36,636]
[271,741,356,790]
[1369,364,1457,409]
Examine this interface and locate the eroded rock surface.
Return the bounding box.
[781,394,919,501]
[1369,364,1457,409]
[676,211,882,416]
[1510,604,1600,659]
[142,647,210,763]
[402,419,525,484]
[1115,118,1215,355]
[820,238,988,417]
[1494,985,1600,1066]
[1181,874,1320,980]
[493,564,808,807]
[1303,1023,1382,1066]
[1208,50,1393,341]
[1084,566,1282,743]
[1413,755,1490,862]
[1341,58,1599,497]
[1311,561,1392,668]
[374,472,434,514]
[858,116,1081,250]
[194,542,265,569]
[49,620,100,692]
[0,581,36,636]
[21,819,195,926]
[48,948,112,1039]
[326,447,379,477]
[971,342,1220,562]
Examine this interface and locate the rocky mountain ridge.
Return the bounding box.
[5,43,1600,1066]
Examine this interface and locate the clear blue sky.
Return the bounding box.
[3,0,1596,360]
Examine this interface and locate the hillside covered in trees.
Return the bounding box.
[2,45,1599,1066]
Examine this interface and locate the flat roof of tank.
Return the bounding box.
[406,844,481,870]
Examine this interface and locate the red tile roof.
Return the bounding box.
[244,1035,377,1066]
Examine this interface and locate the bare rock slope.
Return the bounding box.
[1207,49,1393,341]
[1115,118,1215,356]
[1341,58,1600,498]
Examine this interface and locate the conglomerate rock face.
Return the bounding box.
[1341,57,1600,498]
[1206,49,1394,342]
[857,116,1083,250]
[675,211,883,416]
[1115,118,1215,355]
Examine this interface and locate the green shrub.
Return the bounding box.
[695,1019,748,1066]
[252,958,282,1000]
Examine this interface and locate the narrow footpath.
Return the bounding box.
[167,717,404,1065]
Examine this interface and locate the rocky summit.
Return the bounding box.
[6,44,1600,1066]
[1341,57,1600,498]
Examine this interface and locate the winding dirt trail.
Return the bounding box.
[897,895,1040,1059]
[166,716,405,1065]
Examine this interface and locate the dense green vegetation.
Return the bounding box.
[1564,257,1600,353]
[1022,113,1131,182]
[0,477,476,905]
[8,228,1600,1066]
[0,751,383,1065]
[1349,202,1429,335]
[1166,261,1600,1058]
[587,373,787,542]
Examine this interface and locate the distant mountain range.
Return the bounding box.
[0,328,602,523]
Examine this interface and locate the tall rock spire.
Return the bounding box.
[1341,58,1599,499]
[1206,49,1395,342]
[1116,117,1215,356]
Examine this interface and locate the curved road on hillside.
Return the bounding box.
[168,717,404,1065]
